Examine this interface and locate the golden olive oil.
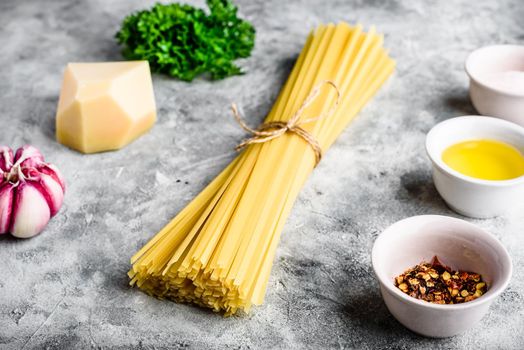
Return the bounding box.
[442,139,524,180]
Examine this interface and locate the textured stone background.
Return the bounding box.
[1,0,523,349]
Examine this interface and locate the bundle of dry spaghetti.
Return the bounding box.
[129,22,395,315]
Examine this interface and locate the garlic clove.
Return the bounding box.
[0,183,14,234]
[0,146,13,172]
[14,145,44,169]
[33,172,64,217]
[39,163,66,192]
[23,168,64,216]
[10,182,51,238]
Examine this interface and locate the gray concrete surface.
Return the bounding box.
[1,0,523,349]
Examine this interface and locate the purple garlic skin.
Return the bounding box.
[0,145,65,238]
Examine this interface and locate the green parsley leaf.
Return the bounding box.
[116,0,256,81]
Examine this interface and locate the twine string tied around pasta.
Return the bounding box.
[231,80,341,166]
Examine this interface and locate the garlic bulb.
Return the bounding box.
[0,145,65,238]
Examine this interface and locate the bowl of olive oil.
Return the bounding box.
[426,116,524,218]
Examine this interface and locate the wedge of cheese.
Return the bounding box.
[56,61,156,153]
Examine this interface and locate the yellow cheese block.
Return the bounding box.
[56,61,157,153]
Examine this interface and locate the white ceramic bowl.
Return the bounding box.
[426,116,524,218]
[372,215,512,338]
[465,45,524,127]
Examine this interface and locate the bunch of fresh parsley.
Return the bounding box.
[116,0,255,81]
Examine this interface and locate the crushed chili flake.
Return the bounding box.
[394,256,488,304]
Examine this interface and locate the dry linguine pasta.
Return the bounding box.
[129,22,395,315]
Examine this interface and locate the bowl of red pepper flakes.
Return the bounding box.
[394,256,488,304]
[372,215,512,338]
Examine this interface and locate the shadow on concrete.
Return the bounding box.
[39,95,58,143]
[396,168,454,215]
[341,289,457,346]
[341,289,411,337]
[442,89,477,117]
[0,234,22,242]
[103,266,135,292]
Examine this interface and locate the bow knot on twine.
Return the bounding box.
[231,80,341,167]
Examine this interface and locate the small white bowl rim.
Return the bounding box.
[426,116,524,187]
[465,44,524,97]
[372,215,513,311]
